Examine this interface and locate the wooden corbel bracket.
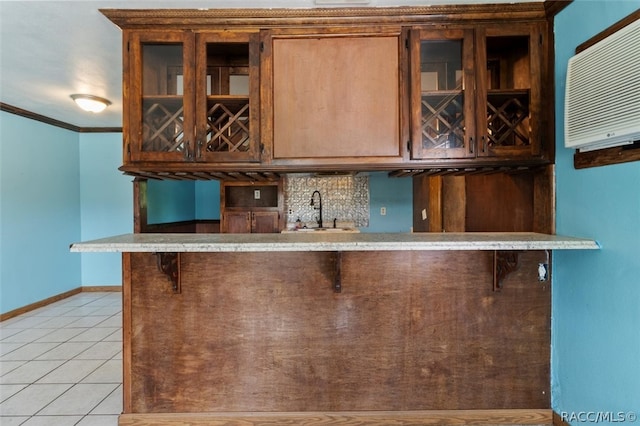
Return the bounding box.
[155,252,181,294]
[493,250,520,292]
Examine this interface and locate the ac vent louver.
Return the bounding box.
[565,18,640,152]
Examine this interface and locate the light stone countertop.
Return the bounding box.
[70,232,600,253]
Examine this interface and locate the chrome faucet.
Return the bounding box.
[310,190,323,228]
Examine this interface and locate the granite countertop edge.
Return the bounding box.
[70,232,600,253]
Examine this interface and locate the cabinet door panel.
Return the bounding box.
[271,34,402,160]
[196,32,261,162]
[252,211,280,233]
[476,24,543,158]
[222,211,251,233]
[410,29,475,159]
[127,31,195,162]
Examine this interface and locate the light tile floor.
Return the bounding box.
[1,292,122,425]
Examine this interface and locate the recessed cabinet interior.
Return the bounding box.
[126,30,260,164]
[412,166,554,234]
[262,29,406,165]
[410,23,545,160]
[221,181,283,233]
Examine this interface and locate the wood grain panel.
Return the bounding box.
[465,173,534,232]
[119,409,553,425]
[272,35,400,159]
[126,250,550,414]
[442,176,467,232]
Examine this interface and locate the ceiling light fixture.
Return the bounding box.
[70,94,111,113]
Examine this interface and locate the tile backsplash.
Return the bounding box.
[284,174,369,228]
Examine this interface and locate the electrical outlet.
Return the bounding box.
[380,207,386,216]
[254,190,261,200]
[538,263,548,282]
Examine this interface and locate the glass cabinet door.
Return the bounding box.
[128,32,195,162]
[476,25,542,157]
[410,29,475,159]
[195,32,260,162]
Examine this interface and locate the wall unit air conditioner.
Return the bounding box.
[565,18,640,152]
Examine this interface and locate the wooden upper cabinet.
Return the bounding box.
[127,31,195,163]
[261,29,408,166]
[195,32,261,163]
[410,28,476,160]
[409,22,546,161]
[476,24,544,159]
[107,6,553,175]
[124,30,261,164]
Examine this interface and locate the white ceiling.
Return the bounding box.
[0,0,541,129]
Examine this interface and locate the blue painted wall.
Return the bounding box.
[142,180,221,224]
[196,180,221,220]
[365,172,413,233]
[0,111,81,313]
[147,180,196,224]
[79,132,132,285]
[553,1,640,421]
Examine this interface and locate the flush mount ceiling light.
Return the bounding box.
[70,94,112,113]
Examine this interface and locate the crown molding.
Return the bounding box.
[0,103,122,133]
[102,3,550,29]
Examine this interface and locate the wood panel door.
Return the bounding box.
[251,211,280,233]
[262,29,407,166]
[222,211,280,233]
[222,211,251,233]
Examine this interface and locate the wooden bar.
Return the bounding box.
[70,232,596,425]
[116,248,558,423]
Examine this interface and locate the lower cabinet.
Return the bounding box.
[221,180,284,233]
[222,210,280,233]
